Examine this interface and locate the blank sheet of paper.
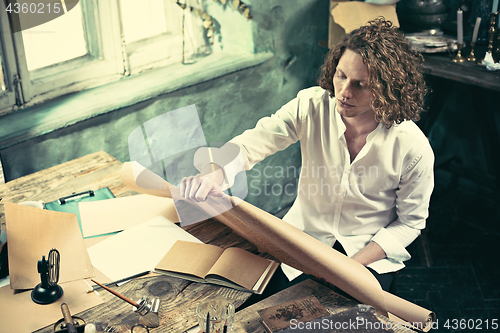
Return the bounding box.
[86,216,202,282]
[79,194,180,237]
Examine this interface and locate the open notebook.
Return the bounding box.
[154,240,279,294]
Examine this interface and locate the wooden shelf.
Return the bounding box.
[423,53,500,92]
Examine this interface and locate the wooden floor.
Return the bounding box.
[397,169,500,332]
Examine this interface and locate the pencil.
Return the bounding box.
[206,312,210,333]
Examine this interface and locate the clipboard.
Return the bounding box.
[44,188,115,238]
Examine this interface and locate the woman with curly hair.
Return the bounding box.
[181,18,434,299]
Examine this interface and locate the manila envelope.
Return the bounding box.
[5,202,94,290]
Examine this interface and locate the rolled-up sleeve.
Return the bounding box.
[193,90,309,188]
[229,95,304,171]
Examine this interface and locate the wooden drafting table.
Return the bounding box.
[0,151,255,332]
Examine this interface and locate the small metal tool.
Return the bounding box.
[136,296,160,328]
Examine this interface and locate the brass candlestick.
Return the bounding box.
[486,12,498,62]
[493,13,500,62]
[467,41,477,62]
[496,18,500,62]
[452,43,466,62]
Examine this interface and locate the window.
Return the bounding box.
[118,0,186,74]
[0,0,209,115]
[0,5,18,109]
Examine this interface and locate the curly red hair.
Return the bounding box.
[319,18,427,127]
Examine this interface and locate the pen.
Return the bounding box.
[223,319,227,333]
[206,312,210,333]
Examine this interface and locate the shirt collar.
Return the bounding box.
[331,97,382,141]
[331,97,346,140]
[366,122,383,141]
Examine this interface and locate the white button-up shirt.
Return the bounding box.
[198,87,434,279]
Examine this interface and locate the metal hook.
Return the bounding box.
[131,323,150,333]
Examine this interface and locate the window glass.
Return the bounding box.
[21,3,87,71]
[120,0,168,43]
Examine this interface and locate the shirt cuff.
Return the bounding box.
[281,263,303,281]
[370,228,411,263]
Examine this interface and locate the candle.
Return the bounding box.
[472,17,481,43]
[493,0,499,13]
[457,9,463,44]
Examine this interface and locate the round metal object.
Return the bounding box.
[53,316,86,333]
[131,324,150,333]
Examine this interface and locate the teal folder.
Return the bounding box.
[44,188,115,238]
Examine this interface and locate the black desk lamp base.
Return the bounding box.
[31,283,63,305]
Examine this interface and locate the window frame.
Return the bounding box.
[118,0,186,75]
[0,0,21,111]
[16,0,123,105]
[0,0,205,114]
